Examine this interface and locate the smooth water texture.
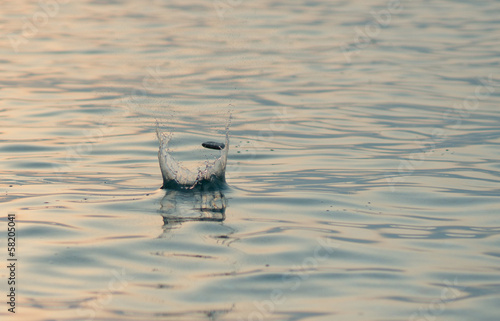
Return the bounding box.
[1,0,500,320]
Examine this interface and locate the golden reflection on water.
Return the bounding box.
[1,0,500,320]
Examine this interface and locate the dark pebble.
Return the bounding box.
[202,141,225,150]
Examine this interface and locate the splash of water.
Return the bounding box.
[156,115,230,190]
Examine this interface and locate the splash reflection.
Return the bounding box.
[159,188,227,232]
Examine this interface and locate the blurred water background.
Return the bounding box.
[1,0,500,320]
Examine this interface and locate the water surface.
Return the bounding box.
[1,0,500,320]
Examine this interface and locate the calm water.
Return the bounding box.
[1,0,500,320]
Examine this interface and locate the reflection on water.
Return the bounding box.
[1,0,500,320]
[159,188,227,233]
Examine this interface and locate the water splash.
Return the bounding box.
[156,114,231,190]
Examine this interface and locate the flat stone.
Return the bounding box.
[202,141,225,150]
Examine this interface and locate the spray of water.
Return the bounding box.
[156,114,231,190]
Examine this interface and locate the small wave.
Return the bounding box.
[156,115,231,190]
